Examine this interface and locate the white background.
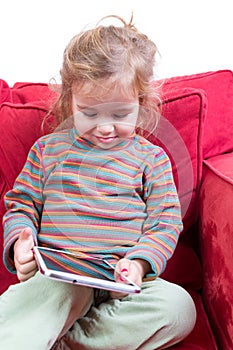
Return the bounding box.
[0,0,232,86]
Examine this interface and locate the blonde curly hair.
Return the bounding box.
[51,15,161,134]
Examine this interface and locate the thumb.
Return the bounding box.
[14,227,35,256]
[18,227,34,247]
[115,258,130,282]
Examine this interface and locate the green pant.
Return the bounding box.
[0,272,196,350]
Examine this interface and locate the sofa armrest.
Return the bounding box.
[199,154,233,350]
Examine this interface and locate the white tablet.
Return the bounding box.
[33,246,141,294]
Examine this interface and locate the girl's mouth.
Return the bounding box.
[95,136,118,143]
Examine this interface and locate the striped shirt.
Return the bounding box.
[3,127,183,280]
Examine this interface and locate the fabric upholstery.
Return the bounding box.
[162,70,233,159]
[11,82,57,106]
[199,155,233,350]
[0,102,53,293]
[0,79,11,104]
[149,87,207,232]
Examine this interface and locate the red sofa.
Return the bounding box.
[0,70,232,349]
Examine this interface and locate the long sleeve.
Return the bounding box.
[125,147,183,278]
[3,140,44,272]
[2,129,183,279]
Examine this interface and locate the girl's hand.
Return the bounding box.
[13,227,38,282]
[110,258,150,299]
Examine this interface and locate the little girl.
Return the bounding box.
[0,15,196,349]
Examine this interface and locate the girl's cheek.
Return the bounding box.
[120,125,136,137]
[74,116,96,136]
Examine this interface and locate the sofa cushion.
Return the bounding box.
[0,79,11,105]
[0,102,54,187]
[148,87,207,233]
[11,82,57,106]
[0,101,54,294]
[147,87,206,291]
[162,70,233,159]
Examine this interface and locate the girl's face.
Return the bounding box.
[72,84,139,149]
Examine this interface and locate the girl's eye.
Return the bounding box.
[113,113,128,119]
[83,111,97,118]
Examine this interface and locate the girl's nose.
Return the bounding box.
[96,123,114,134]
